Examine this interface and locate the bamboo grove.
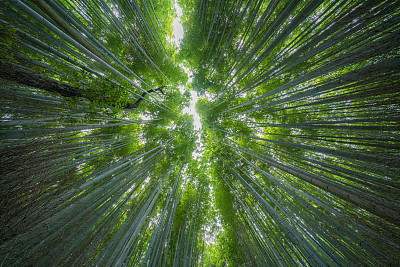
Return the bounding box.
[0,0,399,266]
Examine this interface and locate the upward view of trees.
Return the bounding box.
[0,0,399,266]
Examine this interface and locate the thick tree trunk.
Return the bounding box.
[0,62,86,98]
[0,62,164,109]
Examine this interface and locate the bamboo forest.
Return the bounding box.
[1,0,400,266]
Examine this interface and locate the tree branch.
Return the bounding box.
[125,85,166,109]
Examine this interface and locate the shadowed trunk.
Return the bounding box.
[0,62,87,98]
[0,62,164,109]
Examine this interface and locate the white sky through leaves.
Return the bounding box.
[174,2,202,131]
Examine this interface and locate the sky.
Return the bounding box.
[173,2,202,131]
[173,3,184,48]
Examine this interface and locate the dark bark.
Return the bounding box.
[125,85,166,109]
[0,62,86,98]
[0,62,164,109]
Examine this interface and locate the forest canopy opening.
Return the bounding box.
[1,0,400,266]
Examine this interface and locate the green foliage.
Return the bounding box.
[1,0,400,266]
[0,24,17,62]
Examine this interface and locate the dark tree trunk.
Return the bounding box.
[0,62,165,109]
[0,62,86,98]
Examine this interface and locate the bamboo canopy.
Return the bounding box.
[0,0,399,266]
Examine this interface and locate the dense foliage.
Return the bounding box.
[0,0,399,266]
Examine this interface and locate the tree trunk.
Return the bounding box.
[0,62,164,109]
[0,62,86,98]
